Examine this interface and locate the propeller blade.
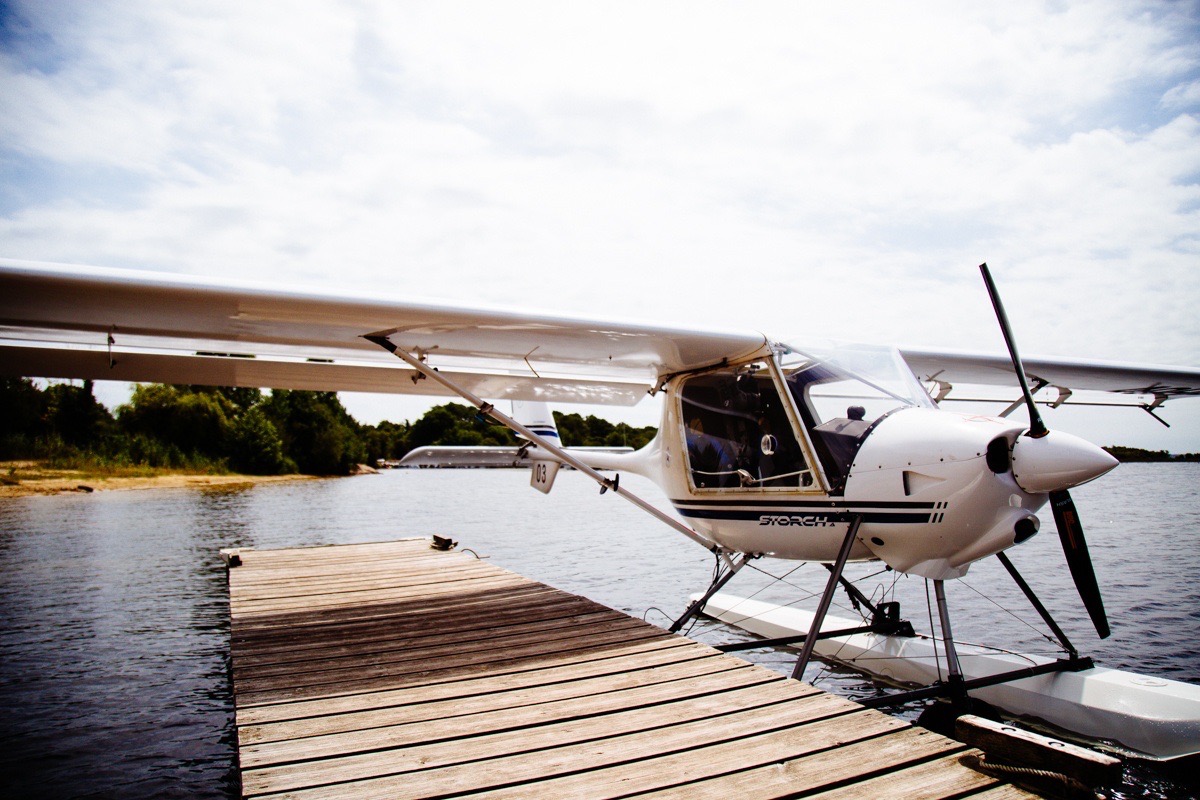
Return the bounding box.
[979,263,1048,437]
[980,263,1109,639]
[1050,489,1111,639]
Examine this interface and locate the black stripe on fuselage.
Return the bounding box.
[670,498,938,525]
[672,498,937,510]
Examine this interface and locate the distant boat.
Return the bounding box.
[397,445,632,469]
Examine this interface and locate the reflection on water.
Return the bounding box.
[0,464,1196,799]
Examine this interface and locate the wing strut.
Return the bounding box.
[366,335,718,553]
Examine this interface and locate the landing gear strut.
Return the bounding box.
[669,551,755,633]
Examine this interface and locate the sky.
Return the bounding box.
[3,1,1200,450]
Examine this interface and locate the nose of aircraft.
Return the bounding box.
[1010,429,1118,494]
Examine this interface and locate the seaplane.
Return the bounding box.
[2,257,1199,761]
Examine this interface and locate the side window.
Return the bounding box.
[680,363,813,490]
[784,362,884,493]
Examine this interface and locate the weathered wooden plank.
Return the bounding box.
[626,727,974,799]
[252,705,899,800]
[230,584,569,651]
[228,583,546,637]
[230,539,424,559]
[228,561,507,602]
[242,687,865,797]
[228,559,509,601]
[966,787,1046,799]
[231,570,537,607]
[240,663,794,770]
[226,541,440,576]
[229,544,471,571]
[226,547,511,585]
[239,651,755,746]
[235,636,704,725]
[234,613,652,684]
[228,545,484,572]
[235,614,652,685]
[234,622,676,706]
[233,606,620,671]
[234,601,635,661]
[954,714,1121,787]
[230,573,537,618]
[800,749,1028,799]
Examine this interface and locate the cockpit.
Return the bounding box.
[780,341,935,492]
[678,342,933,495]
[680,361,815,490]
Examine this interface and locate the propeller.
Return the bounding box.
[979,263,1111,639]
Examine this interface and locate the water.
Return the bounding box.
[0,463,1197,798]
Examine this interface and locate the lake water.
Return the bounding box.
[1,463,1197,798]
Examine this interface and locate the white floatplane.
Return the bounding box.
[2,258,1199,760]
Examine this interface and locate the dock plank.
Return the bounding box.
[240,651,753,746]
[240,666,799,771]
[227,538,1034,799]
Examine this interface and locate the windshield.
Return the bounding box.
[777,340,933,492]
[778,340,934,423]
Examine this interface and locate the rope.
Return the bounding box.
[961,754,1104,800]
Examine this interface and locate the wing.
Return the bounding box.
[900,346,1200,407]
[0,259,770,405]
[5,259,1197,409]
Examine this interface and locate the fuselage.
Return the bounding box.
[577,342,1116,581]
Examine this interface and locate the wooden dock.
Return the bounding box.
[226,539,1033,799]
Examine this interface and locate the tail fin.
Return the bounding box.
[512,401,562,493]
[512,401,561,445]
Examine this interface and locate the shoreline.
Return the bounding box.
[0,465,323,499]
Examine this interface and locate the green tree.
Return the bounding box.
[44,380,116,448]
[406,403,515,449]
[552,411,656,448]
[262,390,366,474]
[190,385,263,414]
[553,412,588,446]
[0,377,48,457]
[119,384,235,459]
[227,407,294,474]
[362,419,408,462]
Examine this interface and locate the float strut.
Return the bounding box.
[669,552,752,633]
[933,579,968,707]
[791,515,863,681]
[825,563,881,617]
[996,552,1079,659]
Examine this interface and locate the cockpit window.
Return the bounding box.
[680,361,814,490]
[779,341,933,492]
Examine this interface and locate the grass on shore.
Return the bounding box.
[1,459,231,486]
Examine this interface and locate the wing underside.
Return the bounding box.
[2,260,1198,410]
[900,347,1200,406]
[0,259,769,405]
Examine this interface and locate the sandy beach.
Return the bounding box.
[0,462,321,499]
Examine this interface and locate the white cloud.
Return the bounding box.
[2,0,1199,445]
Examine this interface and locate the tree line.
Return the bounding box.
[1102,445,1200,462]
[0,378,657,475]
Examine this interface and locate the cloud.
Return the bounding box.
[2,0,1199,444]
